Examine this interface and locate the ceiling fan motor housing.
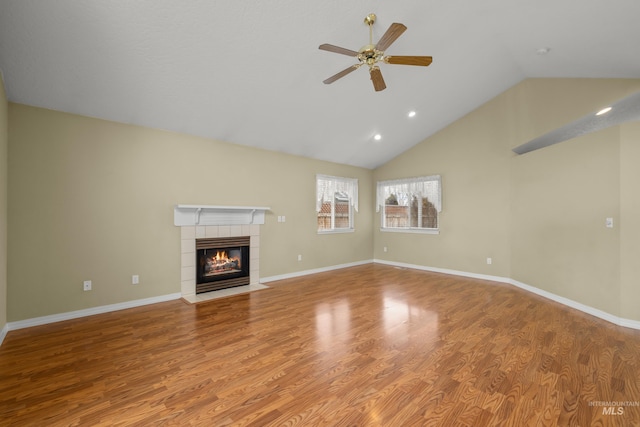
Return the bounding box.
[358,45,382,66]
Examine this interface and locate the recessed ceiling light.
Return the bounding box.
[596,107,612,116]
[408,111,416,118]
[374,134,382,141]
[536,47,551,55]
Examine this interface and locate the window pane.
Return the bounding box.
[316,174,357,232]
[377,176,441,231]
[384,204,410,228]
[422,197,438,228]
[317,198,332,231]
[334,193,350,229]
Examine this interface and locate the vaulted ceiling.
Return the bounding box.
[1,1,639,169]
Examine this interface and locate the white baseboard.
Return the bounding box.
[374,259,640,330]
[5,293,182,333]
[0,323,8,346]
[3,260,373,341]
[619,317,640,329]
[261,259,374,283]
[374,259,510,284]
[507,279,640,330]
[3,259,638,346]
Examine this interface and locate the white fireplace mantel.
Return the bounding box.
[174,205,270,227]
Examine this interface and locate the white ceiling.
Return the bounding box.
[1,1,639,169]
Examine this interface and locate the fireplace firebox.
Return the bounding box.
[196,236,250,293]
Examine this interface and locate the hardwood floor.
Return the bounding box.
[1,264,639,426]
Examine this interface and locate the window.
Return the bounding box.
[376,175,441,233]
[316,174,358,233]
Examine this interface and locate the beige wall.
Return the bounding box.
[620,121,640,319]
[374,78,640,321]
[511,127,620,315]
[374,87,513,277]
[5,78,640,325]
[510,79,638,318]
[0,74,7,333]
[7,104,373,321]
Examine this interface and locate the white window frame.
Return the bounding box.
[376,175,441,234]
[316,174,358,234]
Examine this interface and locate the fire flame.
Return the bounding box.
[203,249,241,276]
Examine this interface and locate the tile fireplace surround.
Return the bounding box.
[180,224,260,298]
[175,205,269,301]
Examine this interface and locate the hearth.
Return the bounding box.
[196,236,250,293]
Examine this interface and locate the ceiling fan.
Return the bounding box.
[319,13,433,92]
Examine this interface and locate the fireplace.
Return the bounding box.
[196,236,250,293]
[176,205,269,300]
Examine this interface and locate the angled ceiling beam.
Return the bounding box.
[513,91,640,155]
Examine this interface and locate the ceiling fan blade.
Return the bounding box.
[385,55,433,66]
[375,23,407,52]
[318,44,359,57]
[370,67,386,92]
[323,64,361,84]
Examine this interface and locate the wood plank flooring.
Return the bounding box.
[1,264,639,426]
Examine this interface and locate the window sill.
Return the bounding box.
[380,228,439,235]
[318,229,355,235]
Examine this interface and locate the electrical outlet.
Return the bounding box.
[132,275,139,285]
[297,254,302,261]
[83,280,92,291]
[486,258,492,265]
[383,246,388,252]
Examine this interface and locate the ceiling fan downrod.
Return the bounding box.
[360,13,381,68]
